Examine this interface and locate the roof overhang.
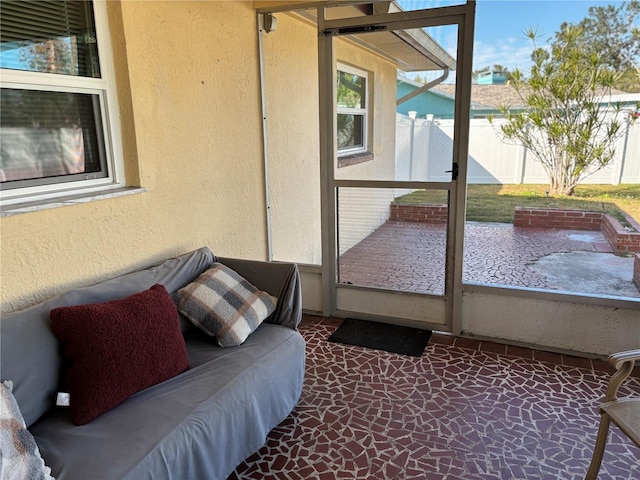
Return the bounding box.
[254,1,457,72]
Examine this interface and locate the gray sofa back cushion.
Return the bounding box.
[0,247,214,427]
[218,257,302,330]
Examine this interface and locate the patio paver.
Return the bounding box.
[338,220,640,298]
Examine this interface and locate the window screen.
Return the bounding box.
[337,66,368,154]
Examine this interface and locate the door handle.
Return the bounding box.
[445,163,459,180]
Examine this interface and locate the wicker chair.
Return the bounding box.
[585,349,640,479]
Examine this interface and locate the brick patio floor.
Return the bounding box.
[338,221,640,298]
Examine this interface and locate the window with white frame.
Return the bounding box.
[0,0,123,206]
[336,64,369,158]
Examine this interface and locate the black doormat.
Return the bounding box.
[328,318,432,357]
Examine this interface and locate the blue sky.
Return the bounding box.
[398,0,631,74]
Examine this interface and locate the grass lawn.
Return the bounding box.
[394,184,640,225]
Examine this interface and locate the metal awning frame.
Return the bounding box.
[255,1,459,73]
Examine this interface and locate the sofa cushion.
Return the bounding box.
[173,263,277,347]
[1,247,214,428]
[49,284,189,425]
[0,381,54,480]
[30,324,305,480]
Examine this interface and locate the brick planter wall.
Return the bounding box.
[390,203,448,224]
[602,214,640,254]
[634,254,640,290]
[513,207,640,255]
[513,208,603,230]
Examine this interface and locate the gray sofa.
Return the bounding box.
[1,247,305,480]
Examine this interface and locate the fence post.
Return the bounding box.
[513,123,528,184]
[425,114,435,182]
[613,115,631,185]
[408,111,416,181]
[513,143,527,184]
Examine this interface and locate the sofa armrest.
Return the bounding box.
[216,257,302,330]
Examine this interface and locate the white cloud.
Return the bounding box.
[473,39,534,73]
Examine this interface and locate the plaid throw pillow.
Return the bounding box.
[173,263,277,347]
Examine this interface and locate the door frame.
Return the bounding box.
[318,2,476,333]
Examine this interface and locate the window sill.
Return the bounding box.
[338,151,374,168]
[0,187,147,217]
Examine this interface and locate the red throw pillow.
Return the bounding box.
[50,284,189,425]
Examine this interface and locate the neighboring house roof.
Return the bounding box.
[397,76,636,119]
[433,84,631,110]
[397,76,487,110]
[434,84,522,109]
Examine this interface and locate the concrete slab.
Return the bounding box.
[529,251,640,298]
[568,233,599,242]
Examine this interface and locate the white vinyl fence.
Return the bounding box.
[396,114,640,185]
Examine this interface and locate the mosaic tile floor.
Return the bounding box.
[229,316,640,480]
[338,220,639,298]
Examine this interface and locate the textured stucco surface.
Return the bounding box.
[1,1,268,313]
[263,14,322,265]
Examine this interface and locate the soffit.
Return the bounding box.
[259,2,457,72]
